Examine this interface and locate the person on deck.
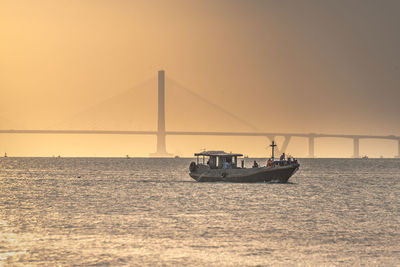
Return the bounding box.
[223,161,230,169]
[253,161,259,168]
[267,158,273,168]
[278,153,286,166]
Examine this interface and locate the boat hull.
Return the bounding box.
[189,164,299,183]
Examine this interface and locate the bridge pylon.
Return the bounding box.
[150,70,172,157]
[396,139,400,158]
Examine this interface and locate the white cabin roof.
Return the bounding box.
[194,151,243,157]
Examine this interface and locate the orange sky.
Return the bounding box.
[1,0,400,157]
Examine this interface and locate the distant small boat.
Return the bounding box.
[244,155,249,159]
[4,153,7,158]
[362,155,368,159]
[175,155,180,159]
[126,155,130,159]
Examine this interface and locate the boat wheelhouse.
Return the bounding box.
[194,151,243,169]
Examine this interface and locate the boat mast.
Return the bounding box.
[270,141,277,160]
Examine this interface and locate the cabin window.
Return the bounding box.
[232,156,237,167]
[217,157,224,168]
[209,156,217,168]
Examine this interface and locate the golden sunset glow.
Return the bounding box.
[1,0,400,157]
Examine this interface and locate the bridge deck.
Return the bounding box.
[0,129,398,140]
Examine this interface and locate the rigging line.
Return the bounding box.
[53,77,155,129]
[167,78,260,131]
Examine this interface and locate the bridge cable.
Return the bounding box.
[167,78,260,132]
[54,77,155,130]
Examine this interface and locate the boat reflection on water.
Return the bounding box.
[189,141,299,183]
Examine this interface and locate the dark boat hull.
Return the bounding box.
[189,164,299,183]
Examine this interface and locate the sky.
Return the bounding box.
[0,0,399,157]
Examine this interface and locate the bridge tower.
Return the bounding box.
[150,70,172,157]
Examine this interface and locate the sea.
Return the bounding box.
[0,157,399,266]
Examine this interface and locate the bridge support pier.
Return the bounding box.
[308,135,315,158]
[150,70,172,157]
[353,137,360,158]
[280,135,291,155]
[396,139,400,158]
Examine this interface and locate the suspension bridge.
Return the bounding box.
[1,70,399,158]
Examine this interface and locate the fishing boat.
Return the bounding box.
[189,141,299,183]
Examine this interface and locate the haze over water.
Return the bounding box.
[1,0,400,157]
[1,158,399,266]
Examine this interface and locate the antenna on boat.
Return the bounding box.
[270,141,277,160]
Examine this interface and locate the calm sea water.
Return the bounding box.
[0,158,399,266]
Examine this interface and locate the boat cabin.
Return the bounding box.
[194,151,243,169]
